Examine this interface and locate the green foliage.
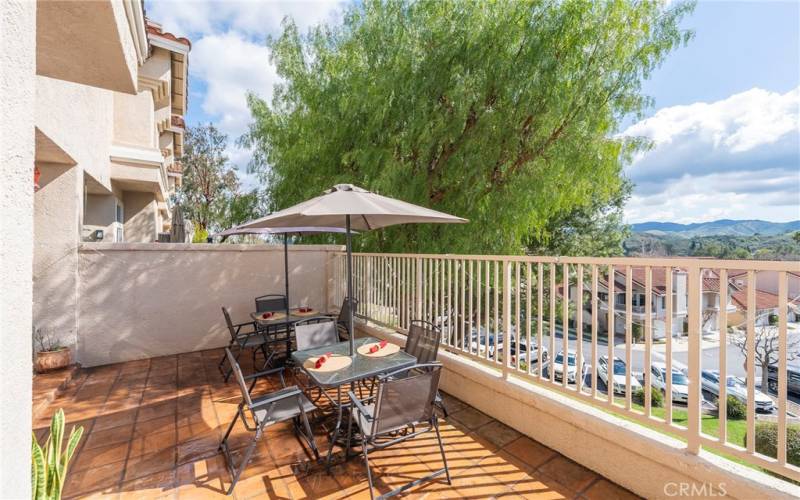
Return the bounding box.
[632,387,664,408]
[631,322,643,343]
[192,227,209,244]
[178,124,261,236]
[625,231,800,260]
[243,0,694,255]
[768,314,779,326]
[725,395,746,420]
[747,422,800,467]
[793,231,800,244]
[31,409,84,500]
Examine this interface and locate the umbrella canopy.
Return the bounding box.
[213,226,351,238]
[237,184,467,357]
[238,184,467,230]
[170,205,186,243]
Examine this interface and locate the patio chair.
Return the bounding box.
[219,348,319,496]
[218,307,269,382]
[329,296,359,339]
[294,316,339,351]
[347,363,451,500]
[404,320,449,417]
[255,294,287,313]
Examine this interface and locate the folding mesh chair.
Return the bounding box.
[219,348,319,495]
[294,317,339,351]
[404,320,449,417]
[254,294,290,365]
[255,294,287,313]
[347,363,450,499]
[218,306,269,382]
[333,297,359,340]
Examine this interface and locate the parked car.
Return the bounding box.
[598,356,641,395]
[547,351,586,384]
[650,362,689,403]
[766,364,800,395]
[510,339,548,372]
[701,370,774,413]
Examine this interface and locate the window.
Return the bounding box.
[114,199,124,243]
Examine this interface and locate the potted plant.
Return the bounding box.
[32,408,84,499]
[34,327,70,373]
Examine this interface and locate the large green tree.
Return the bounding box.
[178,123,262,239]
[243,0,694,255]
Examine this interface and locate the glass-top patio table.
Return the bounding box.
[292,336,417,467]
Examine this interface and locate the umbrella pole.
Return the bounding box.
[284,234,291,356]
[346,215,355,357]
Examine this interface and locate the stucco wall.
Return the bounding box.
[113,90,156,148]
[33,164,82,350]
[76,244,342,367]
[84,194,117,242]
[0,0,35,495]
[36,76,115,190]
[122,191,158,242]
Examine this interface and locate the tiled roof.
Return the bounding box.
[145,19,191,48]
[732,287,800,310]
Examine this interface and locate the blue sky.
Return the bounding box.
[147,0,800,223]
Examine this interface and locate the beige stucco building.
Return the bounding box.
[32,5,191,357]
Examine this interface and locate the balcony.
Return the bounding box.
[34,349,635,499]
[32,245,800,499]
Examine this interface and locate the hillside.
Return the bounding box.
[624,231,800,260]
[630,219,800,238]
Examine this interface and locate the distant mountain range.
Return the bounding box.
[630,219,800,238]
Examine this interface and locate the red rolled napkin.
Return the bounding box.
[261,312,273,319]
[369,341,389,354]
[315,352,334,369]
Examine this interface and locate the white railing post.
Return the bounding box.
[686,262,702,454]
[415,257,423,319]
[503,259,511,378]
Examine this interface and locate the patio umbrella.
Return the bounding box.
[238,184,468,356]
[170,205,186,243]
[212,225,352,322]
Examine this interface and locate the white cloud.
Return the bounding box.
[622,87,800,222]
[145,1,345,181]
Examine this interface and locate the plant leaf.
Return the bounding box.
[31,434,46,500]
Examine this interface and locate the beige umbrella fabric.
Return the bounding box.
[237,184,467,356]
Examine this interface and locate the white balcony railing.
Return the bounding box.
[331,253,800,482]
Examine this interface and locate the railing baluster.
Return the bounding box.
[469,260,474,355]
[687,264,702,454]
[562,263,569,389]
[608,265,615,405]
[550,263,556,384]
[460,259,466,352]
[576,264,584,393]
[665,266,673,426]
[746,270,756,454]
[503,260,512,376]
[494,260,500,365]
[778,271,788,465]
[718,268,727,442]
[625,266,633,410]
[591,264,598,399]
[538,263,544,379]
[515,261,521,372]
[527,262,533,375]
[645,266,652,418]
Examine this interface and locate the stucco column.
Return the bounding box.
[0,0,35,496]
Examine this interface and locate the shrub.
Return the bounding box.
[725,395,746,420]
[768,314,779,326]
[632,323,643,343]
[745,422,800,467]
[632,387,664,408]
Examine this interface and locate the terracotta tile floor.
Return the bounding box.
[33,349,640,499]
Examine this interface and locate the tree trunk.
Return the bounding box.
[761,363,770,395]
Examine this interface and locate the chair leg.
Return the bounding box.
[344,407,353,460]
[226,423,264,495]
[434,418,451,484]
[219,407,241,452]
[361,434,375,500]
[298,403,320,461]
[436,391,449,418]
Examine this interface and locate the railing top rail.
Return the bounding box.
[341,252,800,272]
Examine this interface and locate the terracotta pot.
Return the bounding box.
[35,348,71,373]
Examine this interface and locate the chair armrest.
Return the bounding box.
[245,366,287,393]
[348,391,373,422]
[249,386,302,410]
